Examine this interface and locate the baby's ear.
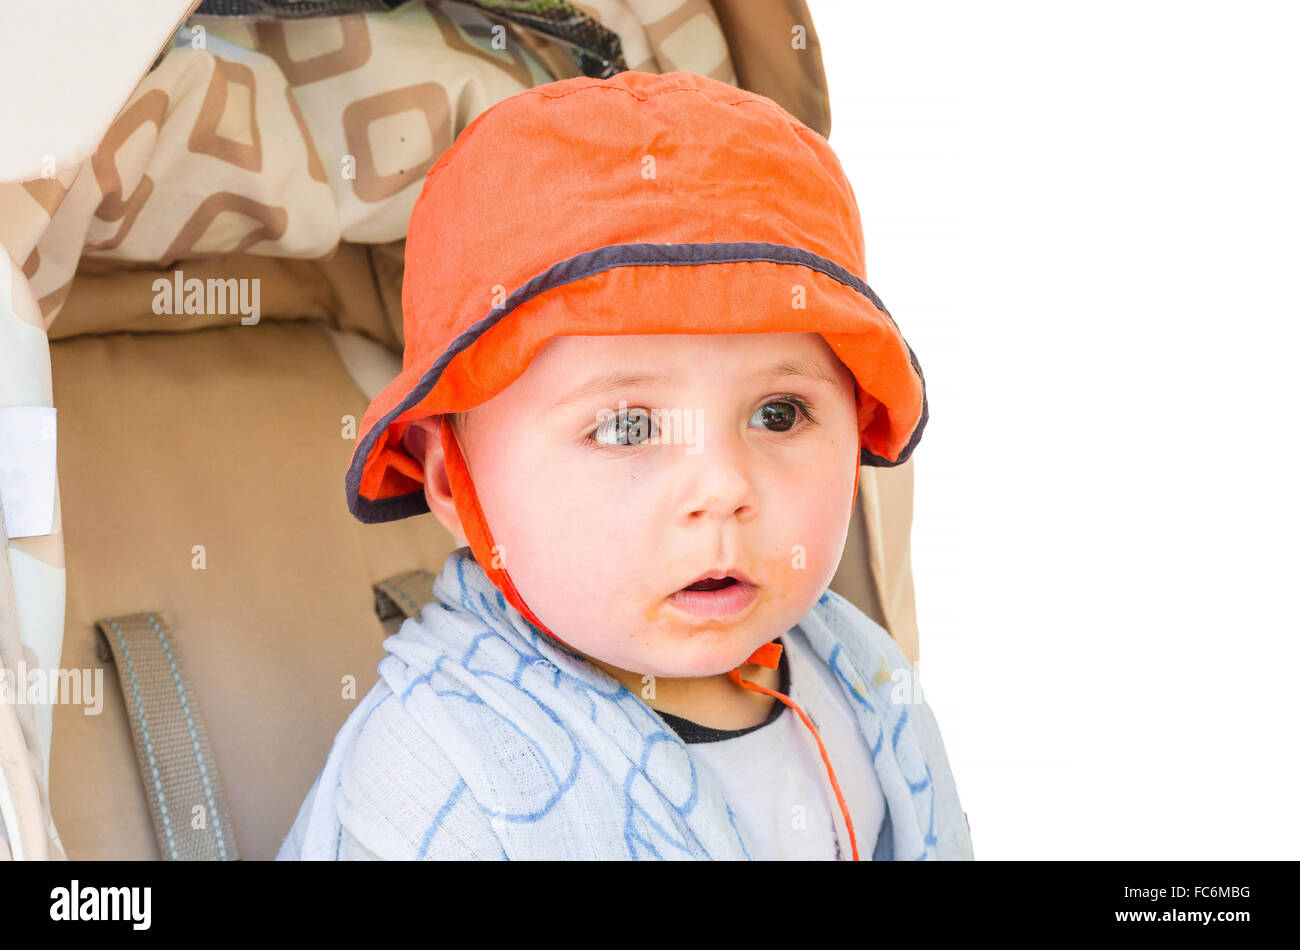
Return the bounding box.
[402,415,467,546]
[401,415,434,463]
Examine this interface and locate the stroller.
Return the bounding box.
[0,0,924,861]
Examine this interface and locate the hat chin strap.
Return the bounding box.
[439,418,862,860]
[727,649,861,860]
[439,417,559,640]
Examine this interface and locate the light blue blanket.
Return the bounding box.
[277,548,974,860]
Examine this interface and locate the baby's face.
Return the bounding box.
[446,332,860,678]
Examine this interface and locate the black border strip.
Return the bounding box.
[346,241,930,523]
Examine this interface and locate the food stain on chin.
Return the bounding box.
[642,583,773,632]
[620,548,806,643]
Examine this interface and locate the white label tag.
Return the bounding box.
[0,406,58,539]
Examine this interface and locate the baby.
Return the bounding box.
[411,330,862,722]
[278,69,971,861]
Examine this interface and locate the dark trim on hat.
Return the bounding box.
[347,241,929,524]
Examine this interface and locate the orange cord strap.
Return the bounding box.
[440,418,581,651]
[728,644,860,861]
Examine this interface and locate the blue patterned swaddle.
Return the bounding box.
[277,548,973,860]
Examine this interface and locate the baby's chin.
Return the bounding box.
[592,626,784,680]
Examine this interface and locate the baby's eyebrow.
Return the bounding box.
[550,371,668,412]
[549,358,839,412]
[764,358,841,390]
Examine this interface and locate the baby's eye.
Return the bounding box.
[750,397,815,433]
[589,408,658,446]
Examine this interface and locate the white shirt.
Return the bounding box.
[656,627,887,859]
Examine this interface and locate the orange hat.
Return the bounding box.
[346,70,929,860]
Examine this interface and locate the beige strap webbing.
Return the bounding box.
[373,569,438,622]
[93,612,238,860]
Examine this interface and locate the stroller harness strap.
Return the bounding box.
[94,612,238,861]
[372,569,439,624]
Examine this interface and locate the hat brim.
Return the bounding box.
[346,241,927,524]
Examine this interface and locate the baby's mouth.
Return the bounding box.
[681,577,739,592]
[667,574,759,619]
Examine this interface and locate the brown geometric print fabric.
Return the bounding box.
[4,0,733,332]
[194,0,632,78]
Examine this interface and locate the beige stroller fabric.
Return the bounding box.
[0,0,919,860]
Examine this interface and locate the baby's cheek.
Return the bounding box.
[757,547,814,599]
[774,480,856,593]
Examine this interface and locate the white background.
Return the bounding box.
[813,0,1300,858]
